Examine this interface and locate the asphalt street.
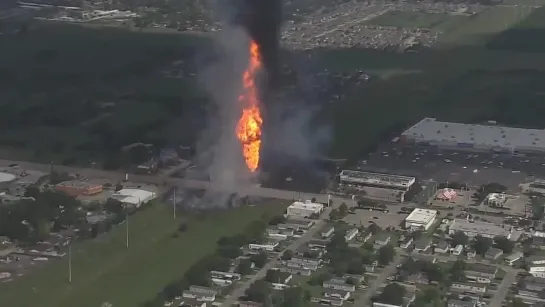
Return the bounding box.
[0,159,349,204]
[355,253,404,306]
[221,207,333,306]
[490,268,517,307]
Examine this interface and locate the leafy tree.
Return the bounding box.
[308,272,331,286]
[178,222,188,232]
[236,259,253,275]
[269,215,286,225]
[376,283,406,306]
[218,245,242,259]
[412,287,442,307]
[104,198,124,216]
[449,260,466,282]
[473,183,507,202]
[347,260,365,274]
[511,298,529,307]
[245,280,271,303]
[115,183,123,192]
[329,208,342,220]
[163,282,181,300]
[378,244,395,265]
[281,249,293,261]
[472,235,492,256]
[251,251,268,268]
[279,286,307,307]
[451,231,469,247]
[24,186,41,198]
[494,236,514,254]
[424,263,446,284]
[339,203,348,216]
[368,223,381,234]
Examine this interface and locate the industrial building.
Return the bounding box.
[405,208,437,231]
[286,200,324,218]
[55,180,103,196]
[448,219,512,239]
[401,117,545,154]
[339,170,416,191]
[111,189,157,208]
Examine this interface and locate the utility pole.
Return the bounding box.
[173,187,177,219]
[125,210,129,249]
[68,245,72,283]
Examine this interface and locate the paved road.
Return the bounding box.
[355,253,404,306]
[490,268,517,307]
[221,208,333,306]
[0,159,350,204]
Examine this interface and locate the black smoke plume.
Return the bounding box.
[230,0,282,89]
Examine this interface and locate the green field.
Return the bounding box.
[0,202,287,307]
[368,11,468,32]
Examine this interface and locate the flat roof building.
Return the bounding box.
[56,180,103,196]
[286,200,324,218]
[448,219,511,239]
[111,189,157,208]
[339,170,415,191]
[405,208,437,231]
[401,117,545,154]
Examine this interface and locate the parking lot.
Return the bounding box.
[356,141,544,191]
[343,205,407,229]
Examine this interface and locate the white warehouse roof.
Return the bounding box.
[0,172,16,183]
[402,117,545,151]
[449,219,511,237]
[113,189,157,205]
[339,170,415,188]
[405,208,437,224]
[288,201,323,211]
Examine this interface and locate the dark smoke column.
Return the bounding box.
[230,0,282,90]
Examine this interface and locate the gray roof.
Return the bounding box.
[466,263,497,275]
[486,247,503,257]
[449,219,511,237]
[402,117,545,152]
[448,299,477,307]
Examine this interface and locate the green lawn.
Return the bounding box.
[0,202,287,307]
[368,11,468,32]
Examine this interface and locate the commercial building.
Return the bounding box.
[286,200,324,218]
[405,209,437,231]
[111,189,157,208]
[485,193,508,207]
[55,180,103,196]
[448,219,511,239]
[339,170,415,191]
[401,117,545,155]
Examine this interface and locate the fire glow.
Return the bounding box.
[236,41,263,172]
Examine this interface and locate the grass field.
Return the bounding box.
[368,11,468,32]
[0,202,287,307]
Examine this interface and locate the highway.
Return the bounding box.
[0,159,349,204]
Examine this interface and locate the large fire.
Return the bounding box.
[236,41,263,172]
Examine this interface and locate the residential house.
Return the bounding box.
[357,231,373,243]
[451,244,464,256]
[182,290,216,302]
[277,266,312,276]
[505,251,523,266]
[414,238,432,252]
[365,262,378,272]
[373,233,391,248]
[529,256,545,266]
[343,274,365,284]
[413,254,437,264]
[485,247,503,260]
[239,301,263,307]
[322,226,335,238]
[434,241,450,254]
[308,239,330,250]
[465,263,497,283]
[323,289,351,301]
[345,228,359,241]
[311,297,343,306]
[285,259,319,271]
[285,218,314,229]
[323,278,356,292]
[179,298,207,307]
[448,299,477,307]
[399,236,414,249]
[533,236,545,249]
[451,282,488,294]
[407,273,429,285]
[189,285,217,297]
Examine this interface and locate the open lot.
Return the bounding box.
[0,201,286,307]
[368,11,468,32]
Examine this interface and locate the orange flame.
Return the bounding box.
[236,41,263,172]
